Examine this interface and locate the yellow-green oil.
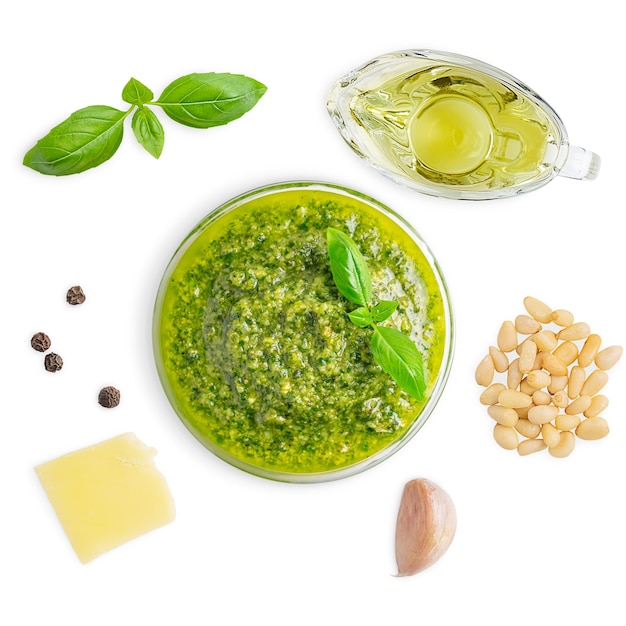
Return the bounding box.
[349,65,560,190]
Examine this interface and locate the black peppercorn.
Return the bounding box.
[66,285,86,305]
[31,332,51,352]
[44,352,63,372]
[98,386,121,408]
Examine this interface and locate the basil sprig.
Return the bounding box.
[326,227,426,401]
[23,73,266,176]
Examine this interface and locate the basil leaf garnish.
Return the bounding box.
[23,105,127,176]
[326,227,426,401]
[156,73,267,129]
[371,326,426,401]
[372,300,398,323]
[348,307,374,327]
[327,227,372,307]
[132,107,165,159]
[122,77,154,105]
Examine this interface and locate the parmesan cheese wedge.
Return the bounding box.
[35,433,175,564]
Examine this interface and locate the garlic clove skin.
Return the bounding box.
[395,478,457,576]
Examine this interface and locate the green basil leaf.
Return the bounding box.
[156,72,267,128]
[23,105,126,176]
[371,326,426,401]
[348,307,374,328]
[372,300,398,323]
[327,227,372,307]
[122,77,154,105]
[131,107,164,159]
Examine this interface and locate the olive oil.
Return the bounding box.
[347,64,560,191]
[327,50,600,199]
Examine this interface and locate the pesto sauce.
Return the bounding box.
[156,188,447,476]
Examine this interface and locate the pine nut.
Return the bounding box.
[547,375,568,394]
[533,330,557,352]
[576,417,609,440]
[532,390,552,405]
[515,315,541,335]
[527,369,551,389]
[555,413,581,431]
[557,322,591,342]
[517,438,547,456]
[542,353,568,376]
[493,424,519,450]
[497,320,518,352]
[507,358,523,390]
[565,395,592,416]
[578,334,602,367]
[580,370,608,396]
[567,366,585,399]
[548,431,575,458]
[480,383,506,406]
[519,340,538,374]
[553,341,578,366]
[584,395,608,418]
[488,405,519,427]
[527,404,559,425]
[475,354,495,386]
[515,336,531,356]
[552,390,569,409]
[519,378,535,396]
[595,345,623,370]
[489,346,509,373]
[541,423,561,448]
[498,389,533,409]
[551,309,574,327]
[479,299,620,458]
[523,296,553,323]
[515,419,541,439]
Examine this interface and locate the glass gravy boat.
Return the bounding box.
[327,50,600,200]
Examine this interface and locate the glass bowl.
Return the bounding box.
[153,181,454,482]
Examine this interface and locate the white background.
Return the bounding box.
[1,1,624,624]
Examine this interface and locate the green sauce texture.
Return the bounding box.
[156,188,447,476]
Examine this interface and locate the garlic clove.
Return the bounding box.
[395,478,457,576]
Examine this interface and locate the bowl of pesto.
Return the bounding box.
[153,182,453,482]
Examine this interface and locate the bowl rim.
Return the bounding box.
[152,180,455,482]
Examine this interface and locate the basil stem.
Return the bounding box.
[327,227,426,401]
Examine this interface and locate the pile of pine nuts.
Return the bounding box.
[476,297,622,457]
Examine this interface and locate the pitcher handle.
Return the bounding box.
[558,145,601,180]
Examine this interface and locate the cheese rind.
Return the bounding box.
[35,432,176,564]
